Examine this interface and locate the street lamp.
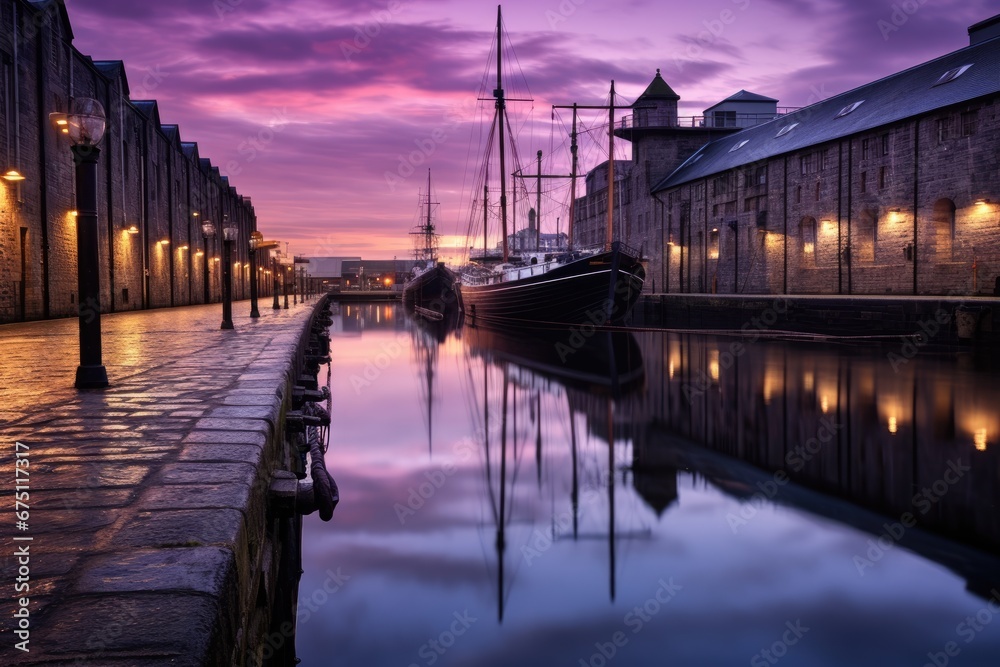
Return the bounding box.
[249,231,263,318]
[68,97,108,389]
[272,250,281,310]
[221,214,238,330]
[201,220,215,303]
[283,258,292,309]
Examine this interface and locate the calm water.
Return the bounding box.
[297,303,1000,667]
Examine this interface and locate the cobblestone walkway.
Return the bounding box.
[0,299,317,665]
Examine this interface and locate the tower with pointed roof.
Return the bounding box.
[616,69,743,190]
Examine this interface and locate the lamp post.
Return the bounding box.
[272,250,281,310]
[69,97,109,389]
[221,215,237,329]
[249,231,262,318]
[283,259,292,309]
[202,220,215,303]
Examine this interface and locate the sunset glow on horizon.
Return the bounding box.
[65,0,992,261]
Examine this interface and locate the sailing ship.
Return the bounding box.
[458,6,645,328]
[402,169,461,318]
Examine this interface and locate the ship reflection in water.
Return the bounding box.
[297,302,1000,666]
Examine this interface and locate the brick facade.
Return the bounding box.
[574,22,1000,297]
[0,0,260,324]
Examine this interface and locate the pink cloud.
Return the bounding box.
[63,0,991,259]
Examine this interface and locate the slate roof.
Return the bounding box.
[28,1,73,40]
[93,60,129,95]
[653,32,1000,192]
[634,69,679,104]
[131,100,160,126]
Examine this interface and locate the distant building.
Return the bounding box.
[300,256,361,290]
[703,89,781,129]
[507,208,568,253]
[341,258,415,290]
[576,15,1000,296]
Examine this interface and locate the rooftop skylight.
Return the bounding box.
[835,100,865,118]
[776,123,799,137]
[933,64,973,86]
[729,139,750,152]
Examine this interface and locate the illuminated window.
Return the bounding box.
[933,198,956,261]
[801,217,816,266]
[709,228,720,259]
[855,209,877,263]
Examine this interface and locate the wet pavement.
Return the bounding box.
[0,299,316,665]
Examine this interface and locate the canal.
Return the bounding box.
[296,302,1000,666]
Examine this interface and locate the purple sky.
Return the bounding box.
[64,0,993,261]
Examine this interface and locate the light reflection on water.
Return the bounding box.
[298,303,1000,666]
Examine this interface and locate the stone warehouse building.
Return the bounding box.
[0,0,261,324]
[575,15,1000,296]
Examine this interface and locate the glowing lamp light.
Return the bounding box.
[158,238,170,245]
[69,210,79,217]
[179,244,189,251]
[709,350,720,382]
[804,241,815,254]
[974,198,990,205]
[3,169,25,181]
[126,224,139,235]
[974,428,988,451]
[195,250,204,257]
[888,416,898,434]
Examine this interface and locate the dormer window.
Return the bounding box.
[776,123,799,137]
[835,100,864,118]
[729,139,750,152]
[933,64,973,86]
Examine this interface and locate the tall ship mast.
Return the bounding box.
[458,6,645,328]
[402,169,461,318]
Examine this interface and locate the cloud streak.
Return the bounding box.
[64,0,989,259]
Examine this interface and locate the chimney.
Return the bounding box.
[969,14,1000,45]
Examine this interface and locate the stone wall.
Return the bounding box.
[0,0,261,324]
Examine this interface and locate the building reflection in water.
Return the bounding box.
[303,301,1000,665]
[617,334,1000,598]
[391,297,1000,604]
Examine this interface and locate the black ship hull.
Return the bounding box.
[402,263,461,315]
[460,243,645,326]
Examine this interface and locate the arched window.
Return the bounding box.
[932,198,956,261]
[801,217,817,266]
